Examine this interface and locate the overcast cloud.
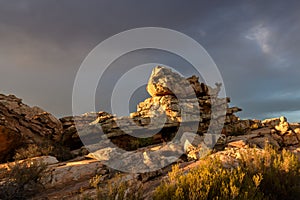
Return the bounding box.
[0,0,300,121]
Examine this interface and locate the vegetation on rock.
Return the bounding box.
[90,173,143,200]
[0,160,47,200]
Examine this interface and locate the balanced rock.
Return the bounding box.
[147,66,196,98]
[275,116,290,135]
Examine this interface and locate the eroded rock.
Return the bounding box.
[0,94,70,162]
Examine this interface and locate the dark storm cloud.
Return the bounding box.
[0,0,300,121]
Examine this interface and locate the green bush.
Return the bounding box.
[0,160,47,200]
[154,145,300,200]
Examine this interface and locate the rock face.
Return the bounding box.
[41,159,107,190]
[0,94,70,162]
[0,125,21,161]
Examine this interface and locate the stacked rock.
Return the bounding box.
[60,66,250,151]
[59,66,249,151]
[130,66,243,137]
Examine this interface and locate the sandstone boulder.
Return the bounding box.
[275,116,290,135]
[146,66,195,98]
[41,159,107,189]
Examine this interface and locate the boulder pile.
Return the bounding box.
[130,66,243,137]
[60,66,246,152]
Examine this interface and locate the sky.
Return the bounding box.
[0,0,300,122]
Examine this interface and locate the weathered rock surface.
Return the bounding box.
[147,66,220,98]
[0,94,70,162]
[41,159,108,189]
[60,66,245,154]
[147,66,194,98]
[86,142,184,173]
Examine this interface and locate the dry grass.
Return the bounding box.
[154,145,300,200]
[0,160,47,200]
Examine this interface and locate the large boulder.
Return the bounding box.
[147,66,221,98]
[147,66,196,98]
[275,116,290,135]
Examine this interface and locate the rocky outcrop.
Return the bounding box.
[1,64,300,199]
[60,66,244,153]
[0,94,71,162]
[2,66,297,165]
[131,66,244,144]
[56,66,248,153]
[186,117,300,160]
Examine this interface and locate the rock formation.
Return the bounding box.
[0,66,300,199]
[61,66,244,153]
[131,66,241,137]
[0,94,71,162]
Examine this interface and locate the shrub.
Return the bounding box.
[90,173,143,200]
[14,142,73,161]
[154,145,300,200]
[14,144,49,160]
[239,145,300,200]
[0,160,47,200]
